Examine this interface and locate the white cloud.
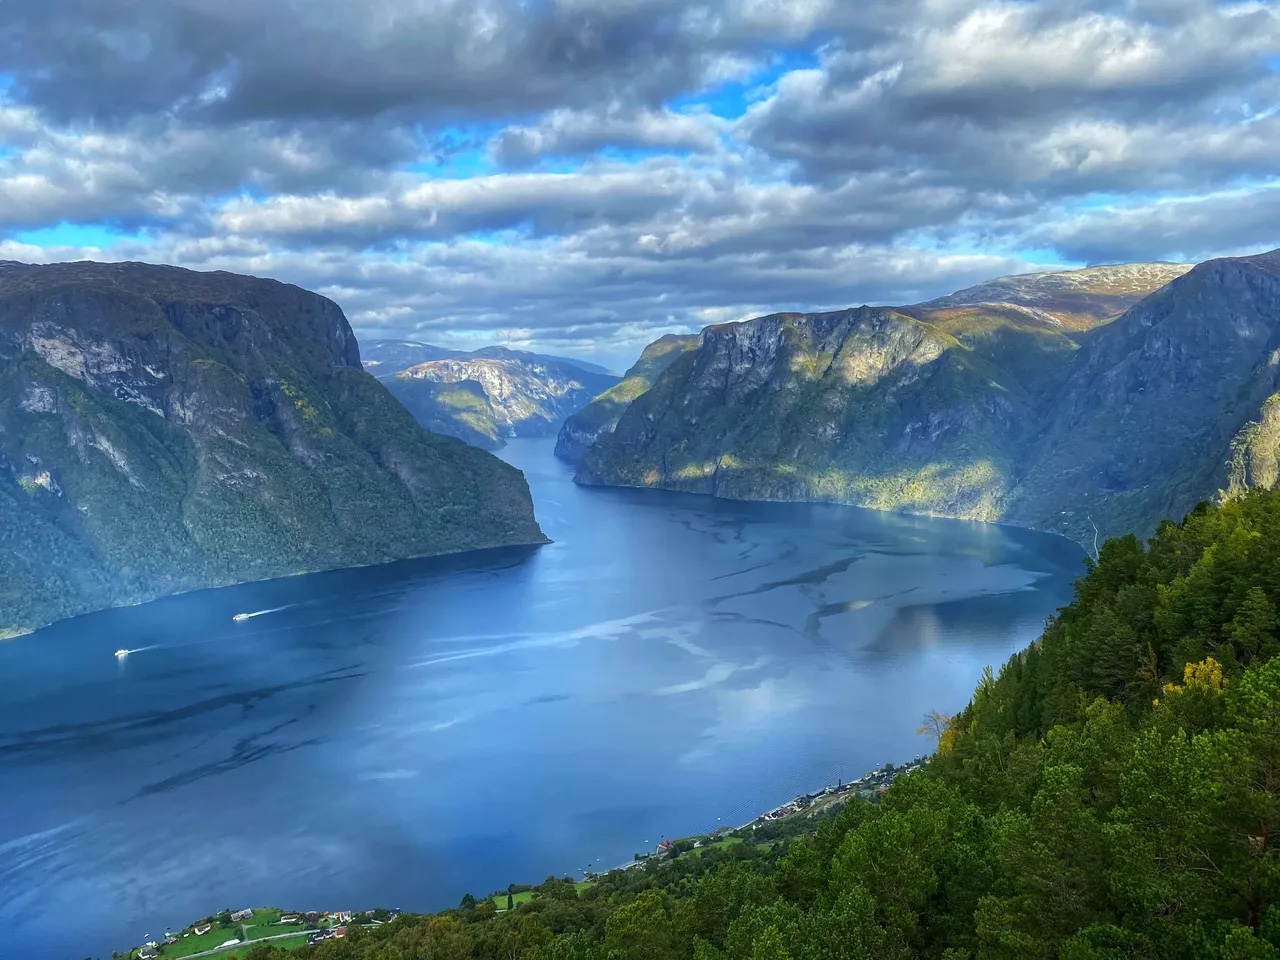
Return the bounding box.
[0,0,1277,365]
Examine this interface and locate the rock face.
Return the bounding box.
[554,334,697,462]
[1007,250,1280,545]
[382,355,619,448]
[0,261,546,636]
[579,253,1280,547]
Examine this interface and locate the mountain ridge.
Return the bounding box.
[383,355,620,449]
[0,261,546,635]
[578,250,1280,547]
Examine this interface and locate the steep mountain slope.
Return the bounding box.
[578,307,1037,520]
[385,356,619,446]
[555,333,697,461]
[1008,250,1280,545]
[383,378,504,450]
[580,252,1280,545]
[0,261,546,636]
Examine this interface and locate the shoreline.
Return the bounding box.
[599,755,926,876]
[116,756,929,958]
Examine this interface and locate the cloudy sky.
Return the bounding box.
[1,0,1278,369]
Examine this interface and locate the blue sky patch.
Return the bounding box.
[12,222,145,249]
[673,47,823,120]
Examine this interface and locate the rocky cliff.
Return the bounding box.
[554,334,697,461]
[1007,250,1280,545]
[579,254,1280,546]
[0,261,546,636]
[383,356,618,447]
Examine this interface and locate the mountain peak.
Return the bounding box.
[914,261,1194,329]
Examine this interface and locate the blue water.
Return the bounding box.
[0,439,1083,958]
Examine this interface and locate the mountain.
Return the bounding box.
[469,345,615,377]
[554,334,698,461]
[358,339,461,375]
[1007,250,1280,545]
[0,261,546,637]
[914,261,1193,329]
[360,338,614,378]
[382,356,619,449]
[578,253,1280,547]
[383,378,504,450]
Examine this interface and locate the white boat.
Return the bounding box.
[115,649,129,659]
[233,613,250,622]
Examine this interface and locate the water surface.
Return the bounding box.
[0,439,1083,957]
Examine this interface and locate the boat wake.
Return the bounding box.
[114,645,159,659]
[232,605,291,622]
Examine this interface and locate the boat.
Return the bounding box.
[232,613,250,622]
[114,649,129,659]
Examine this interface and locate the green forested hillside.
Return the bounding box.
[580,250,1280,549]
[0,261,546,635]
[224,488,1280,959]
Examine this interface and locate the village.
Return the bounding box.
[125,907,404,959]
[618,755,928,870]
[124,757,926,957]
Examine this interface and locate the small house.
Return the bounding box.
[138,948,158,960]
[230,908,254,922]
[193,923,213,936]
[280,915,301,924]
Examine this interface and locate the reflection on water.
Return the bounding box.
[0,439,1083,958]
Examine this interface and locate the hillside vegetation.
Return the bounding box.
[555,334,698,461]
[378,352,619,449]
[580,251,1280,548]
[225,487,1280,960]
[0,262,545,635]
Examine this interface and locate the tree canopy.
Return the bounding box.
[229,489,1280,960]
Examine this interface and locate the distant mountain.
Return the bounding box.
[914,261,1194,329]
[383,356,619,448]
[361,339,614,378]
[359,339,460,374]
[577,253,1280,547]
[0,261,545,636]
[470,345,615,377]
[555,334,698,461]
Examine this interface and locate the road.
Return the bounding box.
[173,928,320,959]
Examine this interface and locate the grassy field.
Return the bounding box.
[142,908,291,958]
[491,881,596,910]
[491,891,535,909]
[161,924,244,958]
[225,934,311,956]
